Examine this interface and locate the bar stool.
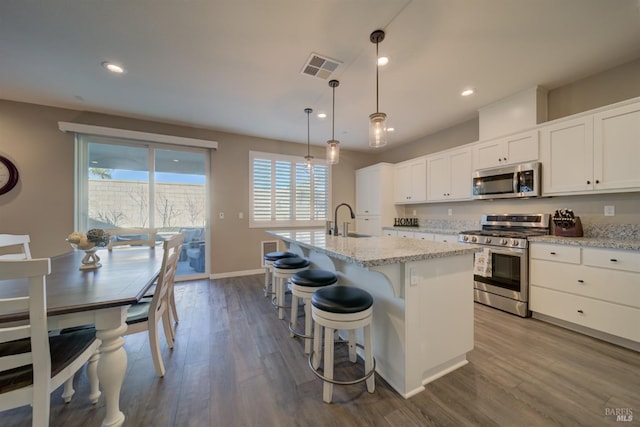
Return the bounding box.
[309,285,375,403]
[289,269,338,354]
[263,251,297,298]
[272,256,310,320]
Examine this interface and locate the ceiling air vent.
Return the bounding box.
[300,53,342,80]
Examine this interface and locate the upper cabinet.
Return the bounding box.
[540,100,640,195]
[393,157,427,204]
[426,147,472,202]
[473,130,539,170]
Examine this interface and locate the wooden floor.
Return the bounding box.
[4,274,639,426]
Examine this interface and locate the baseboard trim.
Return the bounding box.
[210,269,263,279]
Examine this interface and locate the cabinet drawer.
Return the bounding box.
[413,231,433,240]
[583,247,640,273]
[530,243,580,264]
[530,260,640,308]
[530,286,640,342]
[397,230,414,238]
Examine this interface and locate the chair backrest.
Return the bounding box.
[0,258,52,419]
[107,228,157,251]
[149,235,184,321]
[0,234,32,260]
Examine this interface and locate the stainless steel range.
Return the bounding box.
[458,213,550,317]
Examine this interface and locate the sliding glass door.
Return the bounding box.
[76,135,209,279]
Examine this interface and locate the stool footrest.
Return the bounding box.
[307,344,376,386]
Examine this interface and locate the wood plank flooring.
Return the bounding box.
[3,274,639,426]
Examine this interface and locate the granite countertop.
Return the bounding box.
[528,235,640,251]
[266,229,480,268]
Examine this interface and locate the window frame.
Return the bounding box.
[249,150,331,228]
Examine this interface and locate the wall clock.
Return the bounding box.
[0,155,19,195]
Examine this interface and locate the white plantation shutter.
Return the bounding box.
[250,151,331,227]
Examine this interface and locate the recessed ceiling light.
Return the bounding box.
[377,56,389,66]
[173,159,179,162]
[101,61,126,74]
[317,113,327,119]
[91,160,98,164]
[386,127,395,132]
[461,88,474,97]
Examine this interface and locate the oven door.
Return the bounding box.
[474,246,528,302]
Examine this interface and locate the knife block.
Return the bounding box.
[553,216,584,237]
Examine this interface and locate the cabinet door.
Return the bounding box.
[356,216,381,236]
[356,168,380,215]
[474,139,504,169]
[593,102,640,191]
[540,116,594,195]
[409,160,427,202]
[426,154,449,201]
[504,130,539,164]
[448,149,472,200]
[393,163,411,203]
[394,159,427,203]
[433,233,454,243]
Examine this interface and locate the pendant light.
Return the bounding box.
[369,29,387,148]
[304,107,314,173]
[326,79,340,165]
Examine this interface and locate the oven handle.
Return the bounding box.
[513,172,519,194]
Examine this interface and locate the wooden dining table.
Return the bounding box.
[0,246,164,427]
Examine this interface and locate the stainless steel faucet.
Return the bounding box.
[333,203,355,236]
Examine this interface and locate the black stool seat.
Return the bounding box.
[312,286,373,314]
[291,270,338,287]
[273,256,310,270]
[264,251,297,262]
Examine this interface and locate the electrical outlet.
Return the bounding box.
[604,205,615,216]
[448,209,453,216]
[238,211,244,219]
[412,209,417,216]
[218,211,224,219]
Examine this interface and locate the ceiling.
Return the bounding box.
[2,0,640,152]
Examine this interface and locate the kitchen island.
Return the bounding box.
[266,229,480,398]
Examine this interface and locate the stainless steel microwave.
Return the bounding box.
[472,161,540,199]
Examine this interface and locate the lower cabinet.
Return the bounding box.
[530,243,640,343]
[356,215,382,236]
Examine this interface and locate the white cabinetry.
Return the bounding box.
[473,130,538,170]
[355,163,395,236]
[426,147,472,202]
[540,100,640,195]
[530,243,640,344]
[394,157,427,203]
[432,233,454,243]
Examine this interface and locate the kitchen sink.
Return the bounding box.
[346,232,372,238]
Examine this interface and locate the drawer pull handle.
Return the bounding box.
[577,309,584,314]
[577,279,584,283]
[550,252,557,255]
[610,259,618,262]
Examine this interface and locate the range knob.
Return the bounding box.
[471,236,478,243]
[500,239,508,245]
[486,238,492,244]
[463,236,469,242]
[512,240,519,247]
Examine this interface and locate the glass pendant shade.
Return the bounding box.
[326,140,339,165]
[369,112,387,148]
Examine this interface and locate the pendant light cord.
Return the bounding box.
[331,85,336,140]
[307,110,311,156]
[375,40,379,114]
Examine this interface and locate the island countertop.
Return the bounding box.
[266,229,480,268]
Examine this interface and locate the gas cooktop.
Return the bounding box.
[458,213,550,248]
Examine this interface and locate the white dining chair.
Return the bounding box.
[0,258,101,426]
[0,234,32,260]
[63,234,183,383]
[125,234,183,376]
[107,228,157,251]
